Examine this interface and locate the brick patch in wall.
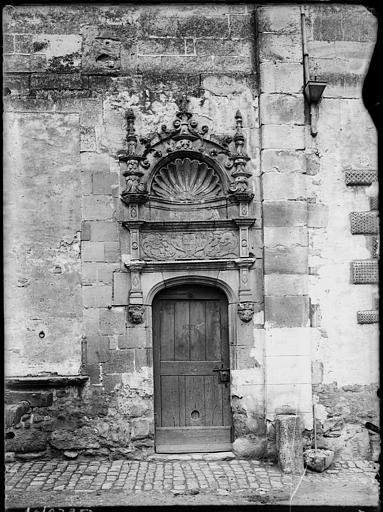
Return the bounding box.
[344,170,377,186]
[351,260,379,284]
[357,310,379,324]
[350,211,379,235]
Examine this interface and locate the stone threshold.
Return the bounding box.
[147,451,236,461]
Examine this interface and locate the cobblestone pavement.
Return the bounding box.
[5,458,380,508]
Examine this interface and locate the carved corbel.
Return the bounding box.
[237,302,255,323]
[128,304,145,324]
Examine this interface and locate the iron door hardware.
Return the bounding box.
[213,364,230,384]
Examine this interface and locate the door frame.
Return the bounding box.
[148,276,236,453]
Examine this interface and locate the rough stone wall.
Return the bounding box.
[3,3,379,462]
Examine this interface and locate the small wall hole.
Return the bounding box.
[39,331,45,339]
[5,431,15,439]
[191,410,200,419]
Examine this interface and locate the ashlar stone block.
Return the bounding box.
[259,62,303,94]
[266,355,311,385]
[262,125,305,150]
[263,201,307,227]
[262,173,306,200]
[99,307,126,335]
[257,5,301,34]
[113,271,130,306]
[82,196,114,221]
[259,33,302,63]
[265,295,309,327]
[261,149,305,173]
[103,349,134,373]
[260,94,304,126]
[264,227,308,247]
[83,285,112,308]
[86,334,110,364]
[264,247,308,274]
[265,327,312,357]
[264,274,308,296]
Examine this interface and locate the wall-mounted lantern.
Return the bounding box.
[304,80,327,137]
[301,8,327,137]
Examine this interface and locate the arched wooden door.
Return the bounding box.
[153,284,232,453]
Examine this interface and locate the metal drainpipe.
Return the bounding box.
[300,6,310,85]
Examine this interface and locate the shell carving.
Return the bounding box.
[151,158,223,202]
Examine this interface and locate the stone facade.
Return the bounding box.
[3,3,379,462]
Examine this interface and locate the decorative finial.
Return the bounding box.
[125,109,137,155]
[233,110,245,155]
[228,110,253,201]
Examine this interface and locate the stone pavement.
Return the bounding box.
[5,457,380,508]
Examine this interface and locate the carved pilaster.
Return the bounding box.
[123,259,146,305]
[235,257,255,302]
[124,221,145,260]
[233,218,255,259]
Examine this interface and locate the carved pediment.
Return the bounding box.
[118,95,255,206]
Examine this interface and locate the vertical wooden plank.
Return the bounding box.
[179,375,186,427]
[185,376,205,426]
[161,375,179,427]
[205,301,221,361]
[204,375,223,426]
[174,300,189,361]
[190,301,206,361]
[153,299,162,428]
[160,301,175,361]
[220,300,232,427]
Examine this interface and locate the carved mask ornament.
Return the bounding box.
[237,302,254,323]
[128,305,145,324]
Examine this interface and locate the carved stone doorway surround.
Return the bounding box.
[117,96,263,450]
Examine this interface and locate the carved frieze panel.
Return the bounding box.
[140,230,238,260]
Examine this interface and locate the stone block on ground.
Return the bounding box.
[6,429,48,453]
[5,402,30,427]
[275,414,304,474]
[303,448,334,472]
[232,436,266,458]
